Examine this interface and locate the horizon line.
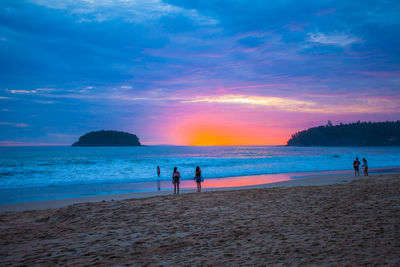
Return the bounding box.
[0,143,288,147]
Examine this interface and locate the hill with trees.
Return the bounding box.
[287,121,400,146]
[72,130,141,147]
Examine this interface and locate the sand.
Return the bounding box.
[1,174,400,266]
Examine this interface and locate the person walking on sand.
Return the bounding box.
[172,167,181,194]
[194,166,203,192]
[362,158,368,176]
[353,157,361,176]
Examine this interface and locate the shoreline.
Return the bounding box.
[1,167,399,213]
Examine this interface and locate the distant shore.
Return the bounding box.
[1,173,399,265]
[1,167,400,213]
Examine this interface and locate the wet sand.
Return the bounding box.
[1,173,400,266]
[0,170,377,213]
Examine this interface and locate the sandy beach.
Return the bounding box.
[1,173,400,266]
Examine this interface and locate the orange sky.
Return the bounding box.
[171,112,289,145]
[182,124,287,145]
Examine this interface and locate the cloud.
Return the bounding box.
[182,94,400,114]
[308,32,361,46]
[30,0,218,25]
[183,95,314,111]
[0,122,29,127]
[8,90,33,94]
[34,100,56,104]
[7,88,56,94]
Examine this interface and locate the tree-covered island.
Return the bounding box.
[72,130,141,147]
[287,121,400,146]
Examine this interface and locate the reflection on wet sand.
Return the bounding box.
[179,174,290,189]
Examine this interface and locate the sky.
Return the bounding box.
[0,0,399,145]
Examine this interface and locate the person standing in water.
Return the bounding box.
[172,167,181,194]
[157,166,161,191]
[194,166,203,192]
[353,157,361,176]
[362,158,368,176]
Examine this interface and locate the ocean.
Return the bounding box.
[1,146,400,204]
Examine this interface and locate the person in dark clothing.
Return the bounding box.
[353,157,361,176]
[194,166,203,192]
[157,166,161,191]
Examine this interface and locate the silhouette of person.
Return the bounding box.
[353,157,361,176]
[156,166,161,191]
[194,166,203,192]
[362,158,368,176]
[172,167,181,194]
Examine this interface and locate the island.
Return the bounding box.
[287,121,400,146]
[72,130,141,147]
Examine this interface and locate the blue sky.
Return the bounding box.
[1,0,399,145]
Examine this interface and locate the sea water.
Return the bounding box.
[1,146,400,204]
[1,145,400,189]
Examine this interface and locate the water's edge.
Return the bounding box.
[1,167,399,206]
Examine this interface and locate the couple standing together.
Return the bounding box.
[353,157,368,176]
[172,166,203,194]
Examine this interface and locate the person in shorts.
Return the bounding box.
[194,166,203,192]
[353,157,361,176]
[172,167,181,194]
[362,158,368,176]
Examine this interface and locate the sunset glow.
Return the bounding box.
[172,111,290,146]
[182,124,286,146]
